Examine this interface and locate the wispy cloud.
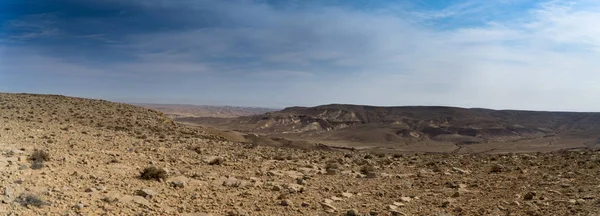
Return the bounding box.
[1,0,600,110]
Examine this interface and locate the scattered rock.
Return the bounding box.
[399,196,412,203]
[136,189,158,199]
[280,199,292,207]
[523,192,536,200]
[346,209,360,216]
[452,167,470,174]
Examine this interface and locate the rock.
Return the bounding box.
[168,176,188,188]
[301,202,309,207]
[280,199,292,206]
[223,177,249,188]
[132,196,151,206]
[392,202,405,207]
[14,178,24,184]
[452,167,470,174]
[320,202,337,212]
[74,202,84,210]
[296,178,306,185]
[4,187,14,198]
[95,186,107,192]
[451,191,460,198]
[136,188,158,199]
[391,211,407,216]
[399,196,412,203]
[490,164,506,173]
[103,195,119,203]
[84,188,96,193]
[331,196,343,202]
[341,192,353,198]
[284,183,304,193]
[204,156,225,165]
[346,209,360,216]
[441,199,454,207]
[523,191,536,200]
[272,185,283,191]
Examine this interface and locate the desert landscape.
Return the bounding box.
[0,93,599,215]
[176,104,600,154]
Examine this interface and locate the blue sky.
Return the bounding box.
[1,0,600,110]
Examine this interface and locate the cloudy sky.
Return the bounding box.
[1,0,599,110]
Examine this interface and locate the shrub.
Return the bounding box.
[30,161,44,170]
[140,166,168,181]
[17,193,48,208]
[29,149,50,162]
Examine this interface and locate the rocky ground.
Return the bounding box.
[0,93,599,215]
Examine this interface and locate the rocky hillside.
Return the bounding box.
[1,93,600,215]
[179,104,600,146]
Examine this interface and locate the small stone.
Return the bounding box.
[136,188,158,199]
[74,202,84,210]
[280,199,292,206]
[452,167,470,174]
[451,191,460,197]
[95,186,107,192]
[321,202,337,212]
[301,202,309,207]
[85,188,96,193]
[204,156,225,165]
[284,183,304,193]
[392,202,405,207]
[3,187,14,199]
[272,185,283,191]
[296,178,306,185]
[399,196,412,203]
[341,192,353,198]
[523,192,536,200]
[346,209,360,216]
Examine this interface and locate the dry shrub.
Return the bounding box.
[29,149,50,162]
[140,166,168,181]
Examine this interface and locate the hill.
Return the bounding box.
[177,104,600,153]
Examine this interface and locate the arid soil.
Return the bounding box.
[1,93,599,215]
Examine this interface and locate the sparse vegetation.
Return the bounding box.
[17,193,48,208]
[30,161,45,170]
[29,149,50,162]
[140,166,168,181]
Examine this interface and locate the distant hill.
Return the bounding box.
[135,103,279,118]
[177,104,600,153]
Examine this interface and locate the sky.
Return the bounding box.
[1,0,600,111]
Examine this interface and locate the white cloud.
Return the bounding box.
[3,0,600,110]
